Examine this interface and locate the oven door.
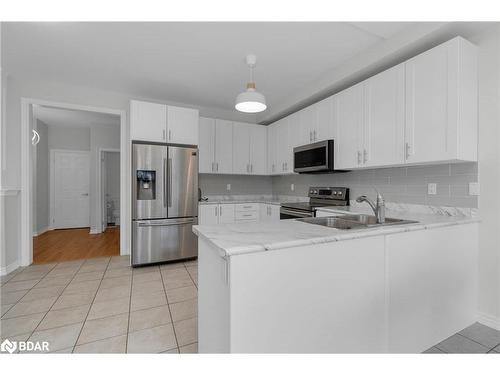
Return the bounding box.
[280,207,314,220]
[294,140,334,173]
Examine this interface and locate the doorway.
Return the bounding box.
[28,103,124,264]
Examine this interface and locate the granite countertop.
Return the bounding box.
[193,206,479,258]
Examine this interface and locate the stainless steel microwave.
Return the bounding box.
[293,140,343,173]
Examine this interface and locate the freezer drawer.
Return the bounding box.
[132,218,198,266]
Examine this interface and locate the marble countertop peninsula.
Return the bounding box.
[198,195,308,205]
[193,204,479,258]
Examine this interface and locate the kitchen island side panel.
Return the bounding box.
[386,223,478,353]
[228,237,387,353]
[198,239,231,353]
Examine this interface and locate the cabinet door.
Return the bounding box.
[335,84,364,169]
[232,122,251,174]
[267,124,277,175]
[269,204,280,220]
[363,65,405,167]
[405,42,450,163]
[286,114,299,173]
[130,100,167,142]
[167,105,199,145]
[249,125,267,175]
[215,119,233,174]
[316,96,335,143]
[199,204,219,225]
[218,204,235,224]
[199,117,215,173]
[275,119,289,174]
[298,106,317,145]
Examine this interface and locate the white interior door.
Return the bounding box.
[52,150,90,229]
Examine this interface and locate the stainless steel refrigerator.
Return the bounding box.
[132,142,198,266]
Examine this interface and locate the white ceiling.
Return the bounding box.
[4,22,419,114]
[33,105,120,128]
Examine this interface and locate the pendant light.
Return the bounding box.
[235,54,267,113]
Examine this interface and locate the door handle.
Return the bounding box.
[163,158,168,207]
[168,158,172,207]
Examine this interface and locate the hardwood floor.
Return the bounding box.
[33,227,120,264]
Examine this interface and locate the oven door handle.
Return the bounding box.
[280,208,314,218]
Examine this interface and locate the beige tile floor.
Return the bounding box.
[0,256,198,353]
[2,256,500,354]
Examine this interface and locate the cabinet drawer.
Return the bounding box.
[234,203,259,212]
[235,210,259,221]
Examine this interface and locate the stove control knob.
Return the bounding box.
[333,191,337,195]
[338,191,343,196]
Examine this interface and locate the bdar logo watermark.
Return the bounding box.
[1,339,49,353]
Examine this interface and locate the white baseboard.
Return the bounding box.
[477,311,500,330]
[89,228,102,235]
[0,260,20,276]
[32,226,50,237]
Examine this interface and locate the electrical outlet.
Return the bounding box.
[468,182,479,196]
[427,183,437,195]
[226,184,231,191]
[290,183,295,192]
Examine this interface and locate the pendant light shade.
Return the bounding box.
[235,55,267,113]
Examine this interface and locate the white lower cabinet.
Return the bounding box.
[199,204,235,225]
[260,204,280,222]
[199,203,280,225]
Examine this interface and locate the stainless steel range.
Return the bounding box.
[280,187,350,219]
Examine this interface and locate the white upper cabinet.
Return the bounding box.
[166,105,199,145]
[276,117,293,174]
[405,37,477,164]
[362,64,405,167]
[267,123,278,175]
[335,83,364,169]
[130,100,199,145]
[233,122,267,175]
[249,125,267,175]
[232,122,251,174]
[198,117,233,174]
[130,100,167,142]
[298,106,318,145]
[214,119,234,174]
[198,117,216,173]
[315,96,336,143]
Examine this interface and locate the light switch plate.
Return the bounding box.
[468,182,479,196]
[226,184,231,191]
[291,183,295,192]
[427,183,437,195]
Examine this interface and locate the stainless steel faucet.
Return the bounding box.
[356,190,385,224]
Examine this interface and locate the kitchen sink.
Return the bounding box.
[297,214,418,230]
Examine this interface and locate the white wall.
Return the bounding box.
[48,124,91,151]
[104,152,120,223]
[468,25,500,327]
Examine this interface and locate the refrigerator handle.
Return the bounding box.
[168,157,172,207]
[163,158,168,208]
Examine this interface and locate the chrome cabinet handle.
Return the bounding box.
[81,193,89,196]
[211,162,214,172]
[309,131,312,142]
[215,206,218,216]
[363,149,368,163]
[357,151,362,165]
[167,158,172,207]
[313,130,317,141]
[216,162,219,172]
[220,206,222,216]
[251,164,253,173]
[405,142,411,159]
[168,129,172,141]
[162,129,166,141]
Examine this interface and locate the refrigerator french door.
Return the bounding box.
[132,143,198,266]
